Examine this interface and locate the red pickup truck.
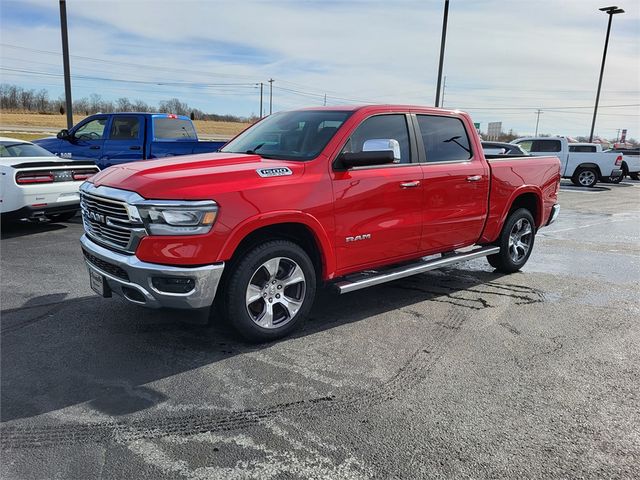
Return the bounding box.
[80,105,561,341]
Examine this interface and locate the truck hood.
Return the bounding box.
[90,152,305,199]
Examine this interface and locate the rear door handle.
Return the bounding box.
[466,175,482,182]
[400,181,421,188]
[89,145,100,150]
[129,145,141,150]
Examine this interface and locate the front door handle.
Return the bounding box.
[129,145,141,150]
[466,175,482,182]
[89,145,100,150]
[400,181,421,188]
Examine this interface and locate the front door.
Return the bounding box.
[68,116,109,161]
[413,114,489,253]
[332,114,424,273]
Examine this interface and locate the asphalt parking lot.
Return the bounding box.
[1,179,639,480]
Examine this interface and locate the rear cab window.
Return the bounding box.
[416,115,472,162]
[153,116,197,141]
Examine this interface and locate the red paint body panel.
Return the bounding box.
[90,105,561,279]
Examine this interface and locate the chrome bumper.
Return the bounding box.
[547,204,560,226]
[80,234,224,309]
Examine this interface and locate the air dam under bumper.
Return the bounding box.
[80,234,224,309]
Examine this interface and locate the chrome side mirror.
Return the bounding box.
[362,138,401,162]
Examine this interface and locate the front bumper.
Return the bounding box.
[80,234,224,309]
[547,204,560,226]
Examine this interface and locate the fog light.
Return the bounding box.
[152,277,195,294]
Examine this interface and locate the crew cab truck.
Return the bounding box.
[34,113,226,170]
[511,136,622,187]
[79,105,561,342]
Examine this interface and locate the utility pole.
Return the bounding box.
[434,0,449,107]
[59,0,73,129]
[441,75,447,108]
[589,6,625,142]
[535,109,542,136]
[268,78,274,115]
[259,82,263,118]
[323,94,327,106]
[616,128,621,141]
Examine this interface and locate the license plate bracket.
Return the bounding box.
[90,270,112,298]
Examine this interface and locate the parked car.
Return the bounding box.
[79,105,560,342]
[0,137,99,222]
[482,141,529,156]
[33,113,227,170]
[511,137,622,187]
[608,147,640,180]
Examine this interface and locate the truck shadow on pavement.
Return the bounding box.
[1,267,542,423]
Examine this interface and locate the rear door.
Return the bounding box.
[102,115,145,167]
[331,113,424,272]
[413,113,489,253]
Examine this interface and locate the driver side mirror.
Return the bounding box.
[335,138,401,170]
[57,129,70,140]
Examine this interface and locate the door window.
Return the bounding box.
[74,118,108,140]
[416,115,472,162]
[109,116,141,140]
[343,114,411,163]
[531,139,561,152]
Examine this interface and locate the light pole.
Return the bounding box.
[59,0,73,129]
[535,109,543,136]
[268,78,274,115]
[434,0,449,108]
[589,5,624,142]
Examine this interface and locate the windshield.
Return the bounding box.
[0,142,54,157]
[221,110,352,160]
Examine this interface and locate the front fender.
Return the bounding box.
[217,210,336,279]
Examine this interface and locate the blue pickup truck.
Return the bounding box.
[34,113,227,169]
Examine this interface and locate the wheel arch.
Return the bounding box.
[504,188,544,228]
[575,162,602,177]
[218,212,335,281]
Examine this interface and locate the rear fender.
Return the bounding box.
[218,211,336,279]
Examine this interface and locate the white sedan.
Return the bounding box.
[0,137,99,222]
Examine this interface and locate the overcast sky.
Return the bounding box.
[1,0,639,138]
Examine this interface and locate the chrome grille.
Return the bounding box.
[80,192,144,253]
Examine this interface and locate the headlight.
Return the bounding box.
[133,200,218,236]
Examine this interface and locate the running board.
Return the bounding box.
[333,246,500,294]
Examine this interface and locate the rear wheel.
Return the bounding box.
[571,167,598,187]
[45,211,77,222]
[487,208,536,273]
[223,240,316,342]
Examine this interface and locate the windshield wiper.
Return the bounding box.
[245,143,265,155]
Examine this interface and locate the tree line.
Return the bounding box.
[0,83,254,123]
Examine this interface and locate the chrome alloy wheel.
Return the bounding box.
[245,257,306,329]
[508,218,533,263]
[578,169,596,186]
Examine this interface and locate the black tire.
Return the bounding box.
[487,208,536,273]
[45,211,77,222]
[571,167,598,187]
[223,240,316,342]
[630,172,639,181]
[609,174,623,184]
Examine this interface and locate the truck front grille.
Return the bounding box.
[80,192,145,253]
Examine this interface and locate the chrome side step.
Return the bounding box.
[334,246,500,294]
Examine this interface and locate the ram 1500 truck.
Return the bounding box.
[79,105,561,341]
[511,136,622,187]
[34,113,226,170]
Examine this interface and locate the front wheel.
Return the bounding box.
[223,240,316,342]
[571,168,598,187]
[487,208,536,273]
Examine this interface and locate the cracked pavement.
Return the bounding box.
[1,179,639,479]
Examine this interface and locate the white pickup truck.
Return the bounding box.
[511,137,622,187]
